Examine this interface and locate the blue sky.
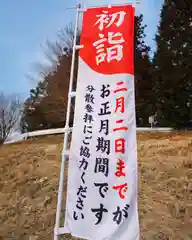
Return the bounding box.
[0,0,163,99]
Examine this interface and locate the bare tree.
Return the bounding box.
[0,92,22,144]
[23,24,80,131]
[25,24,77,88]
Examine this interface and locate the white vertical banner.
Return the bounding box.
[64,5,139,240]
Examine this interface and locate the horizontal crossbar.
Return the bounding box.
[55,227,68,235]
[62,150,70,157]
[75,45,84,50]
[68,91,76,97]
[67,2,141,11]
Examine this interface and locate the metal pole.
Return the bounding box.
[65,3,81,129]
[54,4,81,240]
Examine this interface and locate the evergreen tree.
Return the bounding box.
[154,0,192,128]
[21,81,48,132]
[134,15,154,126]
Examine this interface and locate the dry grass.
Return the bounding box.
[0,132,192,240]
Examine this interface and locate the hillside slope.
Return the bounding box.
[0,133,192,240]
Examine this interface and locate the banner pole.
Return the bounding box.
[54,3,81,240]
